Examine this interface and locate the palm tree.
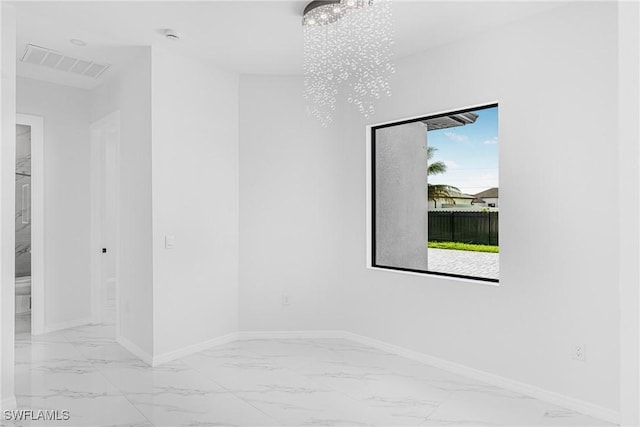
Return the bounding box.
[427,147,446,176]
[427,147,459,208]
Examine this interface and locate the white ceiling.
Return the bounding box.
[10,0,568,89]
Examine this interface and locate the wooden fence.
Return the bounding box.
[428,211,499,245]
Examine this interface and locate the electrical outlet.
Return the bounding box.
[572,344,586,362]
[282,294,290,306]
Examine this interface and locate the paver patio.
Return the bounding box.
[428,248,499,280]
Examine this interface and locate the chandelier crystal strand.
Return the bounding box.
[303,0,394,127]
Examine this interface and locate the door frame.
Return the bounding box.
[90,111,120,334]
[16,113,44,335]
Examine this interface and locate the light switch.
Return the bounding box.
[165,235,175,249]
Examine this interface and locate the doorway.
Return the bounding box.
[90,111,120,334]
[15,114,44,336]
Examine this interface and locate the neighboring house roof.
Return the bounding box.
[448,189,476,200]
[422,112,479,131]
[474,187,499,198]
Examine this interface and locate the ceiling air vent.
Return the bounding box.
[21,44,110,79]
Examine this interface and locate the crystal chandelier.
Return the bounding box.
[303,0,394,127]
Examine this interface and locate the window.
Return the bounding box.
[370,104,499,282]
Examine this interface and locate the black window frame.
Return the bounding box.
[370,103,499,283]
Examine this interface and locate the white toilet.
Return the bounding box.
[15,276,31,314]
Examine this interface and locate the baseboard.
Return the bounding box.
[236,330,344,340]
[1,396,17,410]
[43,317,92,334]
[116,334,153,366]
[342,331,620,425]
[152,333,238,366]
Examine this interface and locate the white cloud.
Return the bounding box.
[443,160,461,169]
[483,136,498,145]
[443,131,468,142]
[429,171,499,195]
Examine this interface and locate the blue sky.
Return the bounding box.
[427,106,499,195]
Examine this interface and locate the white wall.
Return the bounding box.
[239,76,345,332]
[90,45,242,361]
[345,1,619,412]
[150,47,240,357]
[17,77,92,329]
[1,3,16,408]
[618,1,640,424]
[91,49,154,355]
[239,2,620,414]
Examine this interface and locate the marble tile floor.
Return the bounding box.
[2,324,614,427]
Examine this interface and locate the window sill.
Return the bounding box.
[367,265,500,287]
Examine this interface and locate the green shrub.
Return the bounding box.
[428,241,499,253]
